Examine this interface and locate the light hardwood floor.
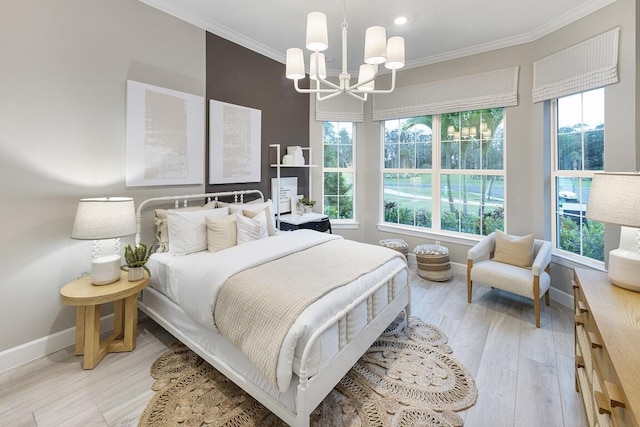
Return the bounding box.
[0,268,586,426]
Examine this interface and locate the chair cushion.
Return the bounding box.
[470,260,550,299]
[493,230,534,268]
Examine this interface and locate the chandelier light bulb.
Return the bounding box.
[306,12,329,51]
[310,52,327,80]
[385,36,405,70]
[285,48,305,80]
[357,64,376,91]
[364,26,387,65]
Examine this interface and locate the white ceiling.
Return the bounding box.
[141,0,617,75]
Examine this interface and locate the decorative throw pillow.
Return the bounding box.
[155,205,216,252]
[243,209,269,240]
[236,212,267,245]
[205,214,237,253]
[492,230,535,268]
[167,207,229,255]
[226,200,277,236]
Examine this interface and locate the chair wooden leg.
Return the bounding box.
[545,290,550,306]
[466,260,473,303]
[533,276,541,328]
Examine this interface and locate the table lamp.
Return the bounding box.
[585,172,640,291]
[71,197,136,285]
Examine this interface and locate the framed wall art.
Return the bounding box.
[209,100,261,184]
[125,80,205,187]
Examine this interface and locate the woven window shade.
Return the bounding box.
[315,93,364,122]
[372,66,519,121]
[532,27,620,103]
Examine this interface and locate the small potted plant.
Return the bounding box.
[298,197,316,214]
[121,243,154,281]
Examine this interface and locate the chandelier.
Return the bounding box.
[285,0,405,102]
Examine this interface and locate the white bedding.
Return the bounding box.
[146,229,408,392]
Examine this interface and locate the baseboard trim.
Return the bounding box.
[0,314,114,374]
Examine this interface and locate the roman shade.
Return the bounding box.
[531,27,620,103]
[372,66,519,121]
[315,92,364,122]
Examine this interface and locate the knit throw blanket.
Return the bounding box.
[214,239,403,390]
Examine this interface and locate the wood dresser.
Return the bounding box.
[573,267,640,427]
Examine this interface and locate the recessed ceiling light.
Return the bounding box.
[394,16,408,25]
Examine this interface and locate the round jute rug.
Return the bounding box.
[139,313,477,427]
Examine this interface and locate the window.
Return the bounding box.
[552,88,605,262]
[382,108,505,236]
[323,121,355,220]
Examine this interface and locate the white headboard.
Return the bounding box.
[134,189,264,245]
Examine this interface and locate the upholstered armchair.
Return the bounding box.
[467,231,552,328]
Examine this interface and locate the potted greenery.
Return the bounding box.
[121,243,154,281]
[298,197,316,214]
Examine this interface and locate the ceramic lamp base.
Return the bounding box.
[91,254,121,285]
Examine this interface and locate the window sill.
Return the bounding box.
[551,250,606,272]
[376,223,482,247]
[331,221,359,230]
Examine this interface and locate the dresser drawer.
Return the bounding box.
[573,268,640,427]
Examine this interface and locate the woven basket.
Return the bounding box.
[414,244,452,282]
[379,239,409,257]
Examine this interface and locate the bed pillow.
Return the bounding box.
[225,200,277,236]
[155,205,216,252]
[243,209,269,240]
[168,206,229,255]
[492,230,535,268]
[236,211,267,245]
[206,214,237,253]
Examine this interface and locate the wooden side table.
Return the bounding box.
[60,271,149,369]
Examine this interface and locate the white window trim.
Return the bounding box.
[380,112,506,238]
[321,121,357,222]
[549,97,606,267]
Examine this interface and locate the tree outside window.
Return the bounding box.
[553,88,605,261]
[323,122,355,220]
[382,108,505,237]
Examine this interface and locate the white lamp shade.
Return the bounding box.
[309,52,327,80]
[71,197,136,240]
[447,126,455,136]
[385,36,405,70]
[470,127,477,137]
[306,12,328,51]
[357,64,376,91]
[364,26,387,65]
[286,48,305,80]
[586,172,640,227]
[461,127,470,138]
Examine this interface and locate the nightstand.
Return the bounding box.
[278,213,331,233]
[60,271,149,369]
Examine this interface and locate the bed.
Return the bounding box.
[135,190,410,427]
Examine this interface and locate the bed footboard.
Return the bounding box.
[291,262,410,427]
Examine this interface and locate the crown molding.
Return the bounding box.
[140,0,618,74]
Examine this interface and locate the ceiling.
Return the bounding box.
[141,0,616,75]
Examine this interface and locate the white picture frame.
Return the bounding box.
[125,80,205,187]
[271,177,298,214]
[209,100,262,184]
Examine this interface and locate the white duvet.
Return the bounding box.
[146,230,407,392]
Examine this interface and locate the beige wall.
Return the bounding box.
[0,0,205,353]
[311,0,638,297]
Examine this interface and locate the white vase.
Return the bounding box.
[287,146,305,165]
[127,267,144,282]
